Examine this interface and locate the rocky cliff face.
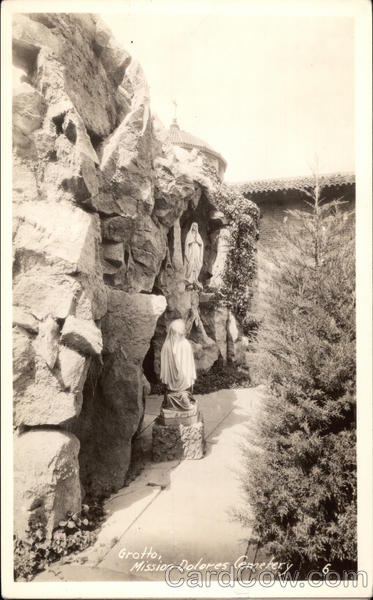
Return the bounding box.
[12,13,256,539]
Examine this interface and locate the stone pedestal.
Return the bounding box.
[152,410,205,462]
[160,406,198,426]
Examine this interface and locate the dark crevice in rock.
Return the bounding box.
[29,497,44,510]
[13,40,39,80]
[167,227,174,262]
[113,56,131,86]
[74,198,100,215]
[103,273,115,287]
[55,319,67,336]
[86,128,104,155]
[142,342,157,384]
[64,119,77,144]
[21,424,64,433]
[47,149,57,162]
[61,178,94,208]
[151,284,165,296]
[52,113,65,136]
[91,38,104,58]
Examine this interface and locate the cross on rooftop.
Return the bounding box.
[171,99,179,128]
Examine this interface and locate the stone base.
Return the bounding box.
[152,413,205,462]
[160,406,198,426]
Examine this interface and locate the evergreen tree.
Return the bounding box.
[239,178,356,574]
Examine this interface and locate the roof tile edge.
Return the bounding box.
[230,172,355,194]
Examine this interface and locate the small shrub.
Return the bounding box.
[14,520,50,582]
[14,501,105,581]
[194,361,251,394]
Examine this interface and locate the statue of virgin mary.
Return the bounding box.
[160,319,196,411]
[184,222,204,288]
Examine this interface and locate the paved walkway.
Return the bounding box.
[35,386,265,582]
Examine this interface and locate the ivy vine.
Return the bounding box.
[214,184,260,336]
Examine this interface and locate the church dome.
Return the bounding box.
[168,119,227,178]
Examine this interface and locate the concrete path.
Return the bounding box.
[35,386,265,582]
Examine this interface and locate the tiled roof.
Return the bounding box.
[234,172,355,194]
[168,121,227,170]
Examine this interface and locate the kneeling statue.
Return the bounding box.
[160,318,196,413]
[153,318,205,461]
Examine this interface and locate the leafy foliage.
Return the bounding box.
[214,184,260,335]
[237,181,356,574]
[193,360,251,394]
[14,501,105,581]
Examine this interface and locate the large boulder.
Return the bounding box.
[61,316,103,356]
[73,289,166,495]
[13,201,103,277]
[12,159,40,205]
[101,214,136,244]
[102,289,167,361]
[13,201,107,320]
[13,271,79,321]
[72,361,142,496]
[14,357,84,428]
[14,430,81,540]
[102,214,168,293]
[32,13,121,138]
[125,216,168,292]
[13,315,91,429]
[13,79,46,154]
[200,304,229,363]
[13,14,60,62]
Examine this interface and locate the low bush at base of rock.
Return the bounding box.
[193,362,252,394]
[14,501,105,581]
[151,361,252,396]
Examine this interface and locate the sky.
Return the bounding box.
[102,4,354,182]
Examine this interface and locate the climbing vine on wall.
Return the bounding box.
[214,184,260,336]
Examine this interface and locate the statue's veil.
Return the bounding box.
[160,319,196,391]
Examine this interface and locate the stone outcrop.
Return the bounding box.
[14,430,81,539]
[72,290,166,496]
[12,13,258,540]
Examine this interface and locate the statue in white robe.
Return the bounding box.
[160,319,197,411]
[184,222,204,289]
